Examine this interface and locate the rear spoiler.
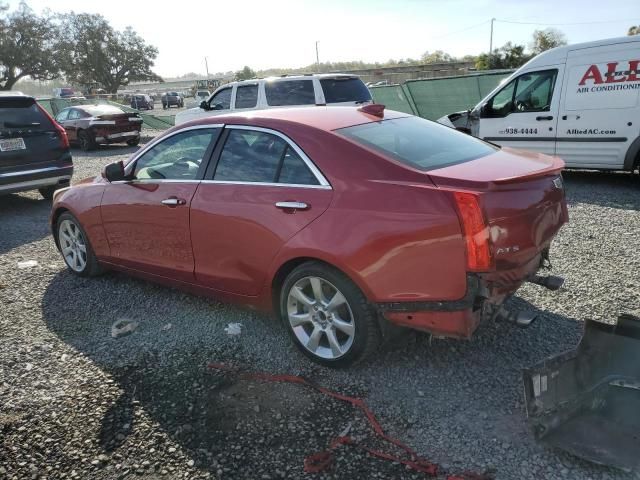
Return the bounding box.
[493,157,565,185]
[523,314,640,471]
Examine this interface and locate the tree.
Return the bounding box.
[234,66,256,81]
[475,42,531,70]
[420,50,454,63]
[531,28,567,54]
[629,26,640,36]
[58,13,162,93]
[0,2,63,90]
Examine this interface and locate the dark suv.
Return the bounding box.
[0,92,72,199]
[130,94,154,110]
[162,92,183,109]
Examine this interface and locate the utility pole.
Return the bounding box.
[489,18,495,66]
[204,57,210,78]
[315,41,320,71]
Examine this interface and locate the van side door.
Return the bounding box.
[478,68,562,156]
[556,43,639,169]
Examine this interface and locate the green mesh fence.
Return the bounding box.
[403,70,513,120]
[370,85,416,115]
[36,98,175,130]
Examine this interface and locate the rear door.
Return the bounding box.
[0,96,66,175]
[556,41,640,169]
[100,126,221,281]
[478,68,562,155]
[190,126,333,295]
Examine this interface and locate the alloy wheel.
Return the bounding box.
[286,276,355,360]
[58,219,87,272]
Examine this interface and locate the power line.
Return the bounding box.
[427,19,491,40]
[495,18,640,26]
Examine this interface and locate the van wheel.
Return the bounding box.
[280,261,381,368]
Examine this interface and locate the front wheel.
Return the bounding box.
[56,212,104,277]
[126,137,140,146]
[280,262,381,367]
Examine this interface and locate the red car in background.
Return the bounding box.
[50,105,567,367]
[55,104,143,151]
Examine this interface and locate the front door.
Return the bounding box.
[101,127,221,282]
[191,126,333,295]
[478,68,562,156]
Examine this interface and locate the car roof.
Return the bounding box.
[227,73,361,87]
[187,105,409,132]
[0,91,30,98]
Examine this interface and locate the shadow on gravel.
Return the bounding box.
[41,270,427,479]
[0,193,51,255]
[41,269,625,479]
[563,169,640,211]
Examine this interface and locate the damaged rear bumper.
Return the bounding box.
[523,314,640,471]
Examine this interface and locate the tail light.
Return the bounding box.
[452,191,493,272]
[36,103,69,149]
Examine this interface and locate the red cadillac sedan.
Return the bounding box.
[50,105,567,367]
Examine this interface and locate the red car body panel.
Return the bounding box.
[191,184,333,295]
[51,107,568,340]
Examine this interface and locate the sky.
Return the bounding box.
[6,0,640,78]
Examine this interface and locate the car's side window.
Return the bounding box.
[278,147,319,185]
[209,88,232,110]
[265,80,315,106]
[132,128,220,181]
[213,129,319,185]
[67,109,81,120]
[55,109,70,122]
[235,84,258,109]
[484,69,557,117]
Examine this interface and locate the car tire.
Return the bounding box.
[279,261,381,368]
[126,137,140,146]
[38,181,69,200]
[56,212,104,277]
[78,130,96,151]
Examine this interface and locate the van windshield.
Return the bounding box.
[337,116,498,171]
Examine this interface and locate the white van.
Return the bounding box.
[438,36,640,173]
[175,74,372,125]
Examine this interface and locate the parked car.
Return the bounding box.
[175,74,372,125]
[438,35,640,175]
[0,92,72,199]
[51,105,567,367]
[55,104,143,151]
[130,94,154,110]
[162,92,184,109]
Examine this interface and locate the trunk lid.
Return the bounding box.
[429,147,567,269]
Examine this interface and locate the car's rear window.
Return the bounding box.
[320,77,371,104]
[265,80,315,106]
[0,98,53,130]
[337,116,498,171]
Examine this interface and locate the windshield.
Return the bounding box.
[337,116,497,171]
[320,77,371,103]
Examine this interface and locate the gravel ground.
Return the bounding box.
[1,134,639,480]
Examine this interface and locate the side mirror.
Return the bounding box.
[200,100,209,110]
[103,161,126,182]
[479,103,491,118]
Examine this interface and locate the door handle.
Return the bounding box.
[275,201,309,211]
[161,197,186,206]
[536,115,553,121]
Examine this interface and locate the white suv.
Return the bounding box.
[175,74,372,125]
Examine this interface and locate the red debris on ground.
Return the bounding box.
[207,362,494,480]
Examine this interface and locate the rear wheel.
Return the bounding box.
[280,262,381,367]
[78,130,96,151]
[56,212,104,277]
[126,137,140,146]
